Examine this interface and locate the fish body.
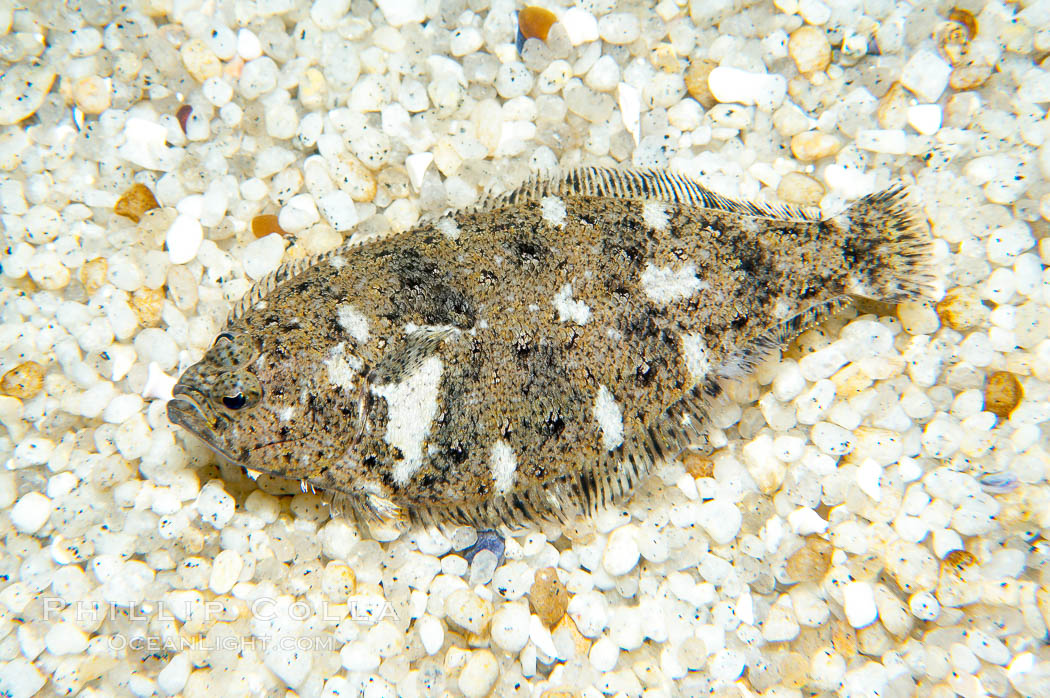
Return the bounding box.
[168,168,930,526]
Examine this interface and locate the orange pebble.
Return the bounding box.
[251,214,287,238]
[113,183,159,223]
[519,6,557,41]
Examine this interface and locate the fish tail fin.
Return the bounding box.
[839,185,934,302]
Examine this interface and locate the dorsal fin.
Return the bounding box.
[475,166,821,223]
[227,233,394,324]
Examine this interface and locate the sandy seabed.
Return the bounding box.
[1,0,1050,696]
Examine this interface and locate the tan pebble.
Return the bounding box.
[777,651,808,688]
[876,82,910,130]
[831,363,872,397]
[181,38,222,83]
[80,257,108,295]
[114,183,159,223]
[776,172,824,207]
[650,44,683,73]
[896,300,941,335]
[298,68,328,110]
[984,371,1023,419]
[790,131,842,161]
[944,92,980,128]
[677,636,707,670]
[935,287,986,330]
[322,562,357,599]
[540,689,580,698]
[830,621,857,658]
[684,59,717,109]
[529,566,569,626]
[785,536,833,583]
[72,75,111,114]
[130,287,164,327]
[682,451,714,478]
[552,615,591,657]
[139,207,178,248]
[333,153,377,202]
[936,20,971,67]
[788,26,831,74]
[949,61,992,90]
[1,361,45,400]
[251,214,287,238]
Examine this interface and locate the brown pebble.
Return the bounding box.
[935,287,986,330]
[114,183,159,223]
[176,104,193,133]
[252,214,287,238]
[942,548,977,575]
[529,566,569,627]
[948,8,978,40]
[984,371,1023,419]
[80,257,109,296]
[684,59,717,109]
[1,361,45,400]
[130,287,165,327]
[682,451,714,478]
[518,6,558,41]
[785,536,833,583]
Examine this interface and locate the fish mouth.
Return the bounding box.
[167,386,245,465]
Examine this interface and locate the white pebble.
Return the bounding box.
[210,550,243,594]
[598,13,640,45]
[811,422,855,456]
[450,27,483,56]
[11,492,51,534]
[906,104,942,135]
[708,649,745,682]
[899,49,951,102]
[602,525,640,575]
[857,129,908,155]
[842,581,877,627]
[491,603,530,652]
[697,499,742,544]
[242,233,288,281]
[708,66,787,110]
[317,190,359,232]
[166,215,204,265]
[589,636,620,671]
[458,650,498,698]
[157,654,191,694]
[44,622,88,654]
[561,7,599,45]
[237,28,263,60]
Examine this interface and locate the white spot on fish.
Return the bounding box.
[371,356,443,486]
[640,263,708,305]
[553,283,591,325]
[329,255,347,270]
[490,439,517,494]
[279,406,296,422]
[336,303,370,344]
[680,333,711,383]
[642,200,670,231]
[773,299,793,319]
[593,385,624,451]
[540,195,567,227]
[436,216,460,241]
[324,342,363,391]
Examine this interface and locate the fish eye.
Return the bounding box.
[223,393,247,410]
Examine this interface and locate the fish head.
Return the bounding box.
[167,329,268,466]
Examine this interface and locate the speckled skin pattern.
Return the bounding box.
[168,168,930,525]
